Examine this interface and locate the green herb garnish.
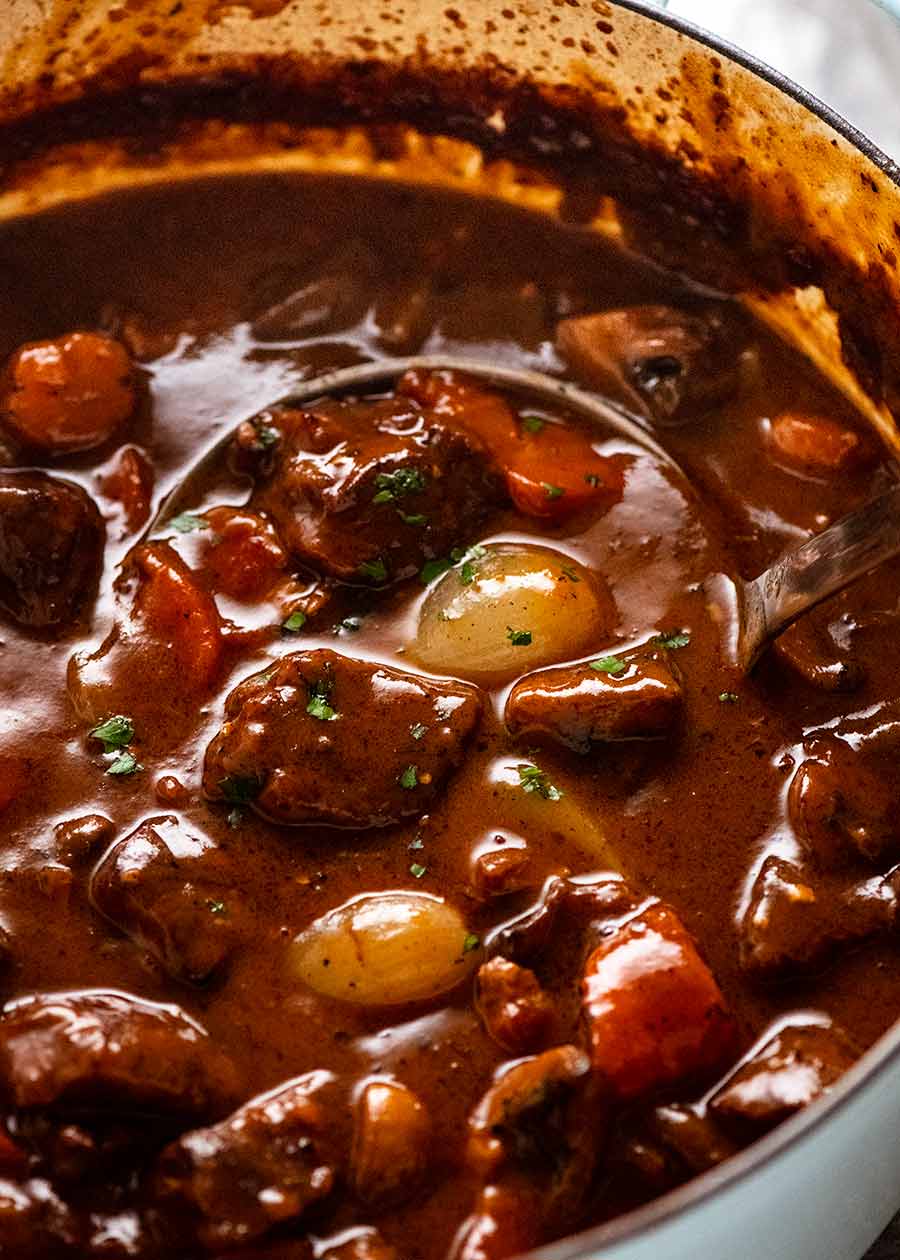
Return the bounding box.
[170,512,209,534]
[517,764,563,801]
[410,862,427,879]
[410,722,428,741]
[358,557,388,584]
[106,751,140,777]
[543,483,565,500]
[409,834,425,851]
[307,680,337,722]
[420,556,453,584]
[559,564,581,582]
[227,808,244,828]
[372,467,426,504]
[462,932,481,954]
[521,414,545,435]
[718,691,740,704]
[90,715,134,753]
[584,472,601,487]
[282,610,307,633]
[219,775,262,804]
[397,510,428,527]
[207,899,226,915]
[655,630,691,650]
[507,627,532,646]
[254,422,279,449]
[590,656,626,676]
[399,764,419,790]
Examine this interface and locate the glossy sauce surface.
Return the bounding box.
[0,173,898,1259]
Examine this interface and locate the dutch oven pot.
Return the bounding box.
[2,2,900,1257]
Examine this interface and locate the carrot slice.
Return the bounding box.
[196,508,287,602]
[398,369,621,521]
[582,902,736,1099]
[131,543,222,688]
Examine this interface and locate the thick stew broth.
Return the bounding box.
[0,172,898,1259]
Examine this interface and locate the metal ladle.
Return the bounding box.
[147,354,900,673]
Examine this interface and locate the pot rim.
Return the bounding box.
[525,4,900,1258]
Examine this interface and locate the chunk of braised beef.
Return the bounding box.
[582,902,736,1099]
[505,654,683,753]
[709,1022,857,1136]
[788,741,900,869]
[489,873,637,966]
[203,649,482,827]
[351,1080,431,1208]
[470,844,532,900]
[0,1176,80,1257]
[0,471,104,628]
[0,990,238,1115]
[474,957,556,1054]
[153,1073,336,1250]
[89,816,244,985]
[773,615,864,693]
[556,304,742,425]
[465,1045,603,1241]
[250,396,502,584]
[739,855,900,975]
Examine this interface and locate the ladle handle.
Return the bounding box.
[739,479,900,668]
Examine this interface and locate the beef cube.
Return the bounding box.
[0,990,238,1115]
[709,1022,857,1135]
[505,654,682,753]
[0,471,104,628]
[557,304,741,425]
[90,816,243,985]
[203,649,481,827]
[474,957,556,1054]
[252,397,502,584]
[153,1074,336,1249]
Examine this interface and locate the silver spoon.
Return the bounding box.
[146,354,900,675]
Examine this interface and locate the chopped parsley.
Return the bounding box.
[282,610,307,633]
[170,512,209,534]
[507,627,533,646]
[337,616,362,634]
[307,680,337,722]
[219,774,262,804]
[397,510,428,527]
[591,655,626,676]
[420,556,452,584]
[90,715,134,753]
[559,564,580,583]
[358,557,388,584]
[655,630,691,650]
[584,472,601,487]
[227,808,244,828]
[420,543,487,586]
[410,722,428,741]
[517,763,563,801]
[462,932,481,954]
[206,899,226,915]
[718,691,740,704]
[409,862,427,879]
[106,751,140,777]
[409,834,425,851]
[399,764,419,790]
[521,414,545,435]
[372,467,426,504]
[254,421,279,449]
[543,483,565,500]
